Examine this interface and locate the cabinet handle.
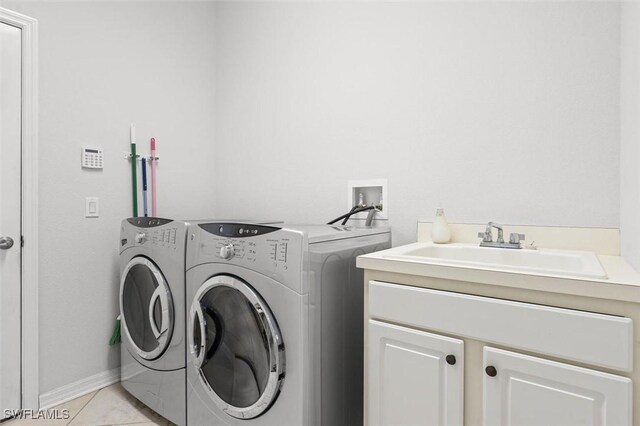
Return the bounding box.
[485,365,497,377]
[445,355,456,365]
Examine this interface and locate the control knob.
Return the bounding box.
[135,232,147,244]
[220,243,235,260]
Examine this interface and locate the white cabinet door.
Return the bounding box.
[483,347,632,426]
[368,320,463,426]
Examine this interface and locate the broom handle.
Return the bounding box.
[131,143,137,217]
[151,138,157,217]
[130,124,138,217]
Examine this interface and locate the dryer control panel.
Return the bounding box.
[149,227,178,247]
[127,217,173,228]
[121,217,183,252]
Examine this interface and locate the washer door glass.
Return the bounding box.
[190,275,285,419]
[121,257,173,361]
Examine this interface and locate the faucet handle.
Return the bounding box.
[478,231,492,242]
[509,233,526,244]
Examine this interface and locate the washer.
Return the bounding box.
[185,222,391,425]
[120,217,189,425]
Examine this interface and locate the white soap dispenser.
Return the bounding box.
[431,207,451,244]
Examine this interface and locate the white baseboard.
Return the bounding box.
[39,367,120,410]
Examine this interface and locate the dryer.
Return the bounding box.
[120,217,188,425]
[185,222,391,425]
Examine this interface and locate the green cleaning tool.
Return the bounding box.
[109,315,121,346]
[130,124,138,217]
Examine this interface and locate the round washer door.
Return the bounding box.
[120,256,174,361]
[189,274,285,420]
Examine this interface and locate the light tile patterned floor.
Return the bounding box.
[4,384,172,426]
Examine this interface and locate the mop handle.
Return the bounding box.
[151,138,157,217]
[141,157,148,217]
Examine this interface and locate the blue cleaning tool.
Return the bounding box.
[141,157,148,217]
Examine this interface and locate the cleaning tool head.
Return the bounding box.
[109,315,121,346]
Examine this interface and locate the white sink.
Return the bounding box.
[382,243,607,279]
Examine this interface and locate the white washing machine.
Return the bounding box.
[120,217,189,425]
[185,222,391,425]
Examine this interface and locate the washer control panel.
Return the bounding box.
[198,222,281,238]
[191,223,303,292]
[209,236,293,267]
[267,239,289,264]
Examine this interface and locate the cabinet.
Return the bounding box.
[484,347,632,426]
[365,281,634,426]
[368,320,464,426]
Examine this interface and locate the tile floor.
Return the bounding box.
[4,384,172,426]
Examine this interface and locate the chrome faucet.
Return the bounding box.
[481,222,504,243]
[478,222,525,249]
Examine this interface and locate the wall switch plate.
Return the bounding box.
[85,197,99,218]
[347,179,388,220]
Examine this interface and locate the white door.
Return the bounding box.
[483,347,632,426]
[0,21,22,415]
[368,320,464,426]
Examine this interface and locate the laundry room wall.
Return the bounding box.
[620,1,640,272]
[213,1,621,245]
[0,0,217,401]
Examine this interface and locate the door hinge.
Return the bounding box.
[21,236,24,247]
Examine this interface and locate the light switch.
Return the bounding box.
[86,197,99,218]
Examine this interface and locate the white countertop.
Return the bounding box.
[357,243,640,304]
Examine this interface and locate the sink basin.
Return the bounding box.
[382,243,607,279]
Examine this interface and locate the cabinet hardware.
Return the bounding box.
[485,365,497,377]
[446,355,456,365]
